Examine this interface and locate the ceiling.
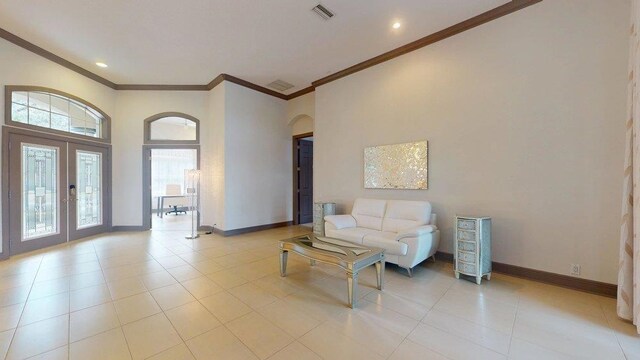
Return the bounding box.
[0,0,509,93]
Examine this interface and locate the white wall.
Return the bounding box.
[202,83,226,229]
[291,116,314,136]
[112,91,209,226]
[314,0,629,283]
[0,38,117,254]
[223,82,291,230]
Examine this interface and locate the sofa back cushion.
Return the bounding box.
[382,200,431,233]
[351,198,387,230]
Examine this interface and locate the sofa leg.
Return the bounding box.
[404,267,413,278]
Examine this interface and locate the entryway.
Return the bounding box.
[293,132,313,225]
[5,128,111,255]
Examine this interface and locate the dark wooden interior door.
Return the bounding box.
[298,139,313,224]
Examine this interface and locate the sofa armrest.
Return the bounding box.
[324,215,356,230]
[396,225,438,241]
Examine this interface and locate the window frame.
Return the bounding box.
[4,85,111,143]
[143,112,200,145]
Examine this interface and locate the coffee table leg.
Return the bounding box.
[375,260,385,290]
[279,250,288,277]
[347,271,358,308]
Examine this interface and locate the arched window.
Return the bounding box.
[144,112,199,144]
[5,86,110,142]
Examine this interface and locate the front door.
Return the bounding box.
[9,134,68,254]
[7,132,110,255]
[68,143,109,240]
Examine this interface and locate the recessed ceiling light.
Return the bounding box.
[95,62,108,68]
[392,22,401,29]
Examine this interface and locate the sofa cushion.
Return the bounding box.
[363,232,409,256]
[325,227,379,245]
[382,200,431,233]
[351,198,387,231]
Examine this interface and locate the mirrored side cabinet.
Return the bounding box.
[454,215,491,284]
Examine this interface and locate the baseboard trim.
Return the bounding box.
[435,252,617,298]
[214,221,293,237]
[111,226,147,232]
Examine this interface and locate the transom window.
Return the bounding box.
[6,86,110,141]
[144,112,200,144]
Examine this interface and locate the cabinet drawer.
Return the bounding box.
[457,251,476,264]
[457,240,476,252]
[457,261,477,275]
[457,230,476,241]
[457,219,476,230]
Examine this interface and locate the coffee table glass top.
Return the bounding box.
[288,234,378,257]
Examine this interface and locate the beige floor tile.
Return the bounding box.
[228,283,279,309]
[68,270,106,291]
[114,292,161,324]
[70,284,112,312]
[207,269,249,289]
[107,277,147,300]
[155,256,189,269]
[150,284,196,310]
[70,327,131,360]
[181,276,224,299]
[256,300,320,338]
[251,274,302,298]
[28,278,70,300]
[508,338,574,360]
[7,314,69,360]
[433,289,517,333]
[186,327,258,360]
[147,343,195,360]
[227,312,293,359]
[408,324,506,360]
[199,291,252,323]
[140,271,178,290]
[422,309,511,354]
[69,302,120,342]
[0,329,13,359]
[0,286,30,308]
[363,290,430,320]
[299,323,385,360]
[0,303,24,331]
[267,342,321,360]
[167,265,202,282]
[388,339,449,360]
[165,301,221,340]
[122,313,182,360]
[26,345,68,359]
[19,292,69,326]
[190,260,223,275]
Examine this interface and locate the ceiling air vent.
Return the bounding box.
[312,4,335,20]
[267,79,294,92]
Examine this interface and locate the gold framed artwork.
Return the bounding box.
[364,140,428,190]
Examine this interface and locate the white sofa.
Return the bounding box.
[324,198,440,276]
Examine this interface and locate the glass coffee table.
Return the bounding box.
[279,234,385,308]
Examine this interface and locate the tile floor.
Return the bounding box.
[0,225,637,360]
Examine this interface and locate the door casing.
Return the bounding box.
[1,126,112,259]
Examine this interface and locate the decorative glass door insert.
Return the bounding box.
[21,143,59,240]
[76,150,102,229]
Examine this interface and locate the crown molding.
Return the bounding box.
[312,0,542,88]
[0,27,118,89]
[0,0,541,100]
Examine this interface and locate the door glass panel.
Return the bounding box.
[76,150,102,229]
[22,144,59,240]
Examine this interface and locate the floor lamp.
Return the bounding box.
[185,169,200,239]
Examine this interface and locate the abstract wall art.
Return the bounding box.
[364,140,428,190]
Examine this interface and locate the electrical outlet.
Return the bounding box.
[570,264,581,276]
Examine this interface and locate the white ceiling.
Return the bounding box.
[0,0,509,93]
